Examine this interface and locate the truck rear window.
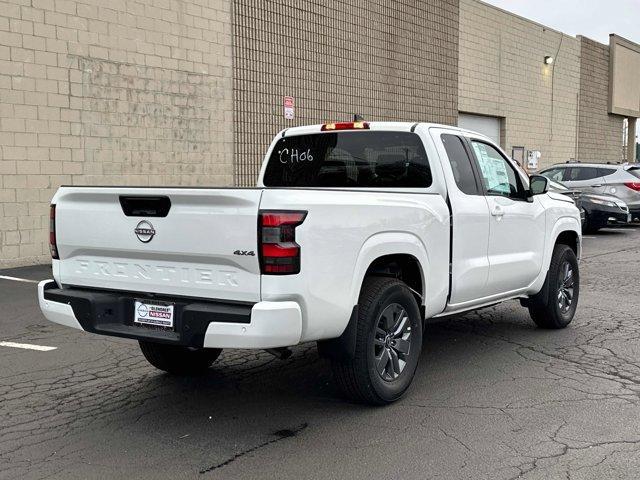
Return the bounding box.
[263,131,432,188]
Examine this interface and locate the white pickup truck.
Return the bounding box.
[39,121,581,405]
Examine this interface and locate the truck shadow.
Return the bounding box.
[132,303,542,408]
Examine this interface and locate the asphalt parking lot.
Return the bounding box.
[1,227,640,480]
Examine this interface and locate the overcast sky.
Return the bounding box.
[482,0,640,44]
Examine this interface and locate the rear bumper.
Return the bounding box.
[38,280,302,349]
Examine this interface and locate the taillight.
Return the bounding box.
[624,182,640,192]
[49,204,59,260]
[321,121,369,131]
[259,210,306,274]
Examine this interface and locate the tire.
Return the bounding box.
[139,341,222,375]
[528,244,579,329]
[331,277,423,405]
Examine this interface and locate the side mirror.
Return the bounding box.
[529,175,549,198]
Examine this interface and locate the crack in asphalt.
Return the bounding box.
[507,420,569,480]
[198,423,309,474]
[437,426,473,453]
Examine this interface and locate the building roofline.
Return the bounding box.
[576,35,607,48]
[471,0,578,41]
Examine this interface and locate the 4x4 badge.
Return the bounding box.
[134,221,156,243]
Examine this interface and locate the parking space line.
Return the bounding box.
[0,341,57,352]
[0,275,39,283]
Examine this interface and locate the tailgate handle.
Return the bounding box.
[119,196,171,217]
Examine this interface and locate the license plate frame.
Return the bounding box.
[134,299,175,329]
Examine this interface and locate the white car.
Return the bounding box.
[39,121,582,405]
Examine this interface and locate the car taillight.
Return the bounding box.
[624,182,640,192]
[49,204,59,260]
[259,210,306,274]
[321,121,369,131]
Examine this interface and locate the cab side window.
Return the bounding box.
[543,168,565,182]
[441,134,480,195]
[566,167,600,181]
[470,141,525,199]
[598,167,617,178]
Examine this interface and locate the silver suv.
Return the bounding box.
[539,163,640,218]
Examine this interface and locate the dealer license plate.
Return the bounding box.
[134,299,174,329]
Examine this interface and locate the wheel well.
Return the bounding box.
[318,254,425,362]
[555,230,579,255]
[364,254,423,298]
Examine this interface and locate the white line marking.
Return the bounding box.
[582,236,597,239]
[0,341,57,352]
[0,275,39,283]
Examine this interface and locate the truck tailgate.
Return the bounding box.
[53,187,262,302]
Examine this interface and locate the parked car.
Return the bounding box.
[545,179,631,233]
[539,162,640,220]
[38,122,582,405]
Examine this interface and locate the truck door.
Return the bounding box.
[468,140,546,295]
[433,130,492,304]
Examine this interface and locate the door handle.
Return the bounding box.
[491,206,504,218]
[591,184,603,188]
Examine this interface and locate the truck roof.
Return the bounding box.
[280,121,489,140]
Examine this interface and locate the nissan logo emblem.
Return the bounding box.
[134,220,156,243]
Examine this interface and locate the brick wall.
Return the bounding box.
[577,36,625,162]
[459,0,581,169]
[0,0,233,268]
[232,0,460,186]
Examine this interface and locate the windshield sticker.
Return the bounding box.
[472,143,510,194]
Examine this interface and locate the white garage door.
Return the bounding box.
[458,114,501,145]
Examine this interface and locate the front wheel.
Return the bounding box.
[139,341,222,375]
[332,277,423,405]
[528,244,579,329]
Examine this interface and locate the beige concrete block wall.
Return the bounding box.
[0,0,233,268]
[459,0,580,169]
[232,0,460,186]
[577,36,625,162]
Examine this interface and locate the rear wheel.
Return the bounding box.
[332,277,423,405]
[139,341,222,375]
[528,244,579,329]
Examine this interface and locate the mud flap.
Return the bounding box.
[316,306,359,361]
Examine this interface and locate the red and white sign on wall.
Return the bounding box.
[284,96,295,120]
